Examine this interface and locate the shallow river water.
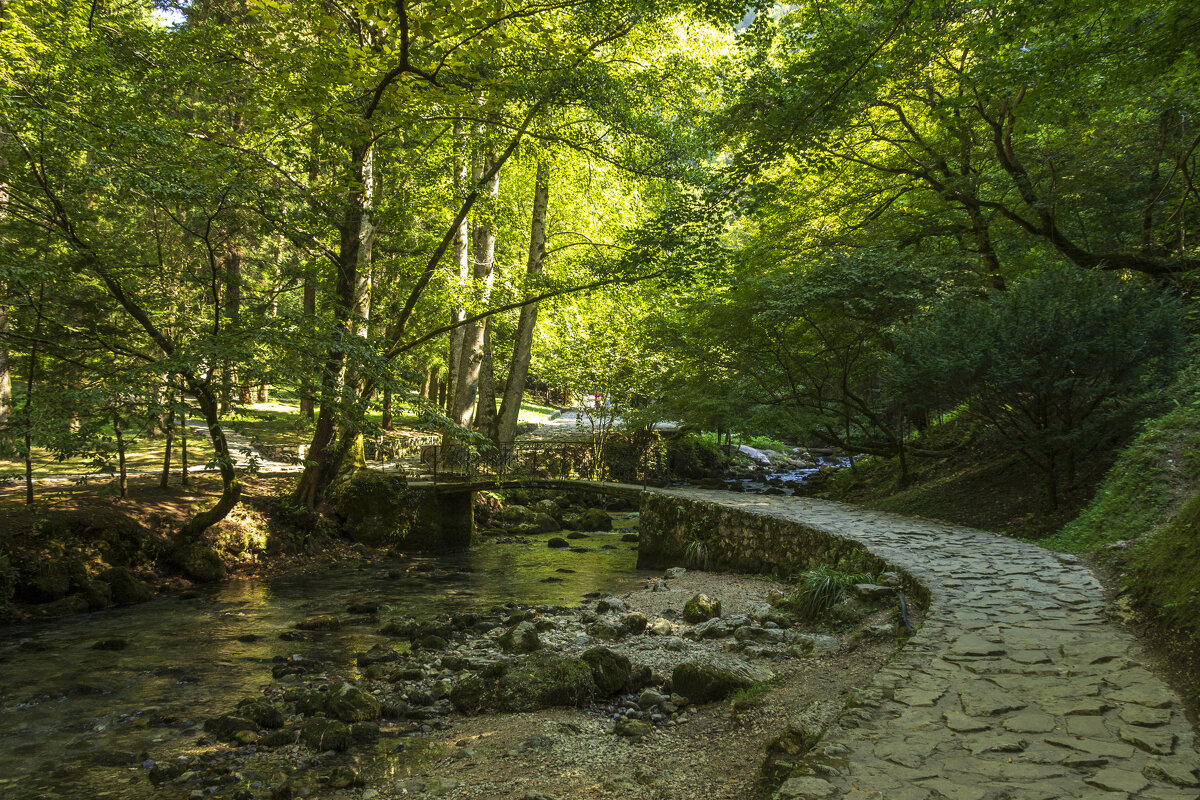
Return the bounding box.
[0,515,645,799]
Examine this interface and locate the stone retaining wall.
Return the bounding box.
[637,492,931,607]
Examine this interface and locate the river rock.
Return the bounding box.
[614,718,651,738]
[620,533,639,542]
[499,621,541,654]
[587,620,623,641]
[451,654,595,713]
[618,612,648,635]
[92,637,129,650]
[665,567,687,579]
[547,537,570,548]
[19,559,71,602]
[649,618,673,636]
[357,643,401,666]
[328,766,362,789]
[581,646,631,694]
[533,513,560,533]
[300,717,351,751]
[853,583,894,601]
[170,544,227,583]
[578,508,613,531]
[502,504,536,525]
[533,499,562,521]
[204,714,258,742]
[149,760,188,784]
[258,728,298,748]
[596,596,629,614]
[379,616,417,637]
[295,615,342,631]
[682,593,721,623]
[103,566,152,605]
[326,682,380,722]
[238,698,285,728]
[671,658,773,704]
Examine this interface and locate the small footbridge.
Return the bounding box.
[404,439,671,498]
[379,440,667,550]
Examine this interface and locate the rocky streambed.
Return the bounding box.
[109,569,912,800]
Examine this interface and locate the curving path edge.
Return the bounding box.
[655,489,1199,800]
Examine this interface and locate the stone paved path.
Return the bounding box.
[183,419,302,473]
[659,489,1199,800]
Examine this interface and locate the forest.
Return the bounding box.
[3,0,1196,521]
[2,1,1200,799]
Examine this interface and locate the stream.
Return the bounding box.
[0,514,645,799]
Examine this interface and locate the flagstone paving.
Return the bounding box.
[659,489,1199,800]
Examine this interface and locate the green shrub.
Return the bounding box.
[891,268,1182,507]
[784,564,872,620]
[666,434,729,479]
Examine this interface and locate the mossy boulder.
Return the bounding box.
[578,508,613,531]
[204,714,258,741]
[259,728,299,748]
[19,559,71,603]
[327,467,412,546]
[450,654,596,714]
[0,552,15,604]
[618,612,649,635]
[170,543,227,583]
[237,698,285,729]
[682,593,721,623]
[79,579,112,610]
[326,682,380,722]
[102,567,152,605]
[533,513,561,533]
[501,504,536,525]
[672,659,773,704]
[498,621,541,654]
[300,717,351,751]
[580,646,631,695]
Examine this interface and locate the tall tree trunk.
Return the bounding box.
[160,393,175,489]
[222,245,242,412]
[257,289,278,403]
[381,386,392,430]
[299,273,316,420]
[180,398,189,487]
[294,138,370,509]
[0,130,11,454]
[475,322,497,436]
[449,144,500,429]
[22,284,43,505]
[1142,111,1171,249]
[0,294,11,455]
[179,378,242,538]
[353,144,376,343]
[419,365,431,399]
[445,123,470,415]
[496,161,549,442]
[966,204,1005,291]
[114,410,127,499]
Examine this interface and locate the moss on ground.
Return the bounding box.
[1129,488,1200,703]
[1041,401,1200,552]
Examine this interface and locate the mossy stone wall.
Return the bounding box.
[637,492,930,606]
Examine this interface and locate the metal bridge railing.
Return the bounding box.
[422,439,671,487]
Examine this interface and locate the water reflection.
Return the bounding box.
[0,513,643,798]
